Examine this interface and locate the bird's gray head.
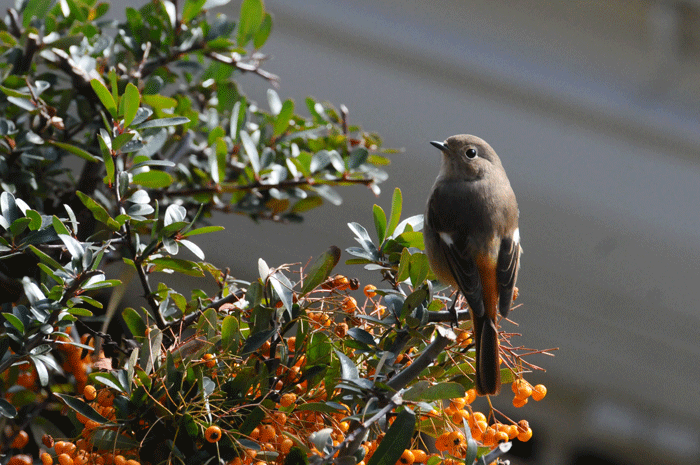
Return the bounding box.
[430,134,503,179]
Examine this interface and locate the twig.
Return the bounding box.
[386,326,455,391]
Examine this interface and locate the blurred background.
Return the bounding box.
[120,0,700,463]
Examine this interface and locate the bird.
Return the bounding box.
[424,134,521,395]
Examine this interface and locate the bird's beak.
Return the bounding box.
[430,140,447,152]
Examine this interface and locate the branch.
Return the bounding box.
[386,326,455,391]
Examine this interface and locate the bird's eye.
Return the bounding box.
[465,148,477,159]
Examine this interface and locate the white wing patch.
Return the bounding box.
[439,232,454,246]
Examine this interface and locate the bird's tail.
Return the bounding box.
[474,317,501,395]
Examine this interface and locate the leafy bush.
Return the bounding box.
[0,1,552,465]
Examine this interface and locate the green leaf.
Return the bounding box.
[55,394,110,424]
[148,258,204,277]
[221,315,239,353]
[22,0,53,28]
[386,188,402,238]
[273,99,294,136]
[90,79,117,118]
[396,249,411,283]
[75,191,120,231]
[335,350,359,381]
[47,141,100,163]
[253,12,272,49]
[238,406,265,436]
[269,274,293,313]
[420,382,465,402]
[2,313,24,334]
[142,95,177,113]
[367,408,415,465]
[28,245,64,270]
[394,231,424,249]
[139,328,162,374]
[112,132,135,151]
[91,429,139,450]
[290,196,323,214]
[93,373,126,392]
[182,0,206,23]
[26,210,42,231]
[373,204,387,244]
[409,253,429,287]
[135,117,190,129]
[122,308,147,338]
[240,130,260,175]
[0,399,17,418]
[300,246,341,295]
[58,234,84,260]
[307,332,331,367]
[132,171,173,188]
[9,217,31,236]
[237,0,264,46]
[182,225,225,237]
[121,83,140,128]
[108,69,119,106]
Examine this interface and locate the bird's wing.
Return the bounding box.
[442,238,485,319]
[427,191,485,318]
[496,233,520,317]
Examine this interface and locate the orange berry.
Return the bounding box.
[287,337,296,352]
[97,390,113,407]
[11,430,29,449]
[272,412,287,425]
[449,397,466,410]
[8,455,32,465]
[42,435,54,448]
[341,296,357,313]
[512,396,528,408]
[338,421,350,433]
[280,438,294,454]
[482,427,496,447]
[259,425,275,442]
[335,275,351,290]
[54,441,67,455]
[472,420,488,441]
[334,322,348,338]
[41,452,54,465]
[410,449,427,463]
[434,432,450,452]
[249,427,260,440]
[203,353,216,369]
[114,456,126,465]
[447,431,465,452]
[507,424,519,440]
[58,454,74,465]
[83,385,97,401]
[279,393,297,408]
[397,449,414,465]
[517,427,533,442]
[532,384,547,401]
[495,431,509,443]
[465,388,477,404]
[363,284,377,298]
[514,380,532,398]
[205,425,222,443]
[126,460,140,465]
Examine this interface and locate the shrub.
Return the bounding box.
[0,1,551,464]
